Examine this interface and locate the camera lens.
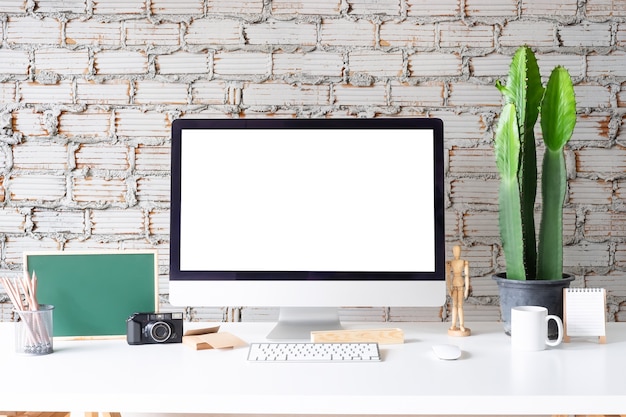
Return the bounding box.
[146,321,172,342]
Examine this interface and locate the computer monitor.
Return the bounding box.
[169,118,446,339]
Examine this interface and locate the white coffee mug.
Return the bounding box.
[511,306,563,351]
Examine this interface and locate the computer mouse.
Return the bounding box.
[432,344,462,360]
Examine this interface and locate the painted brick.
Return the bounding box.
[58,110,112,138]
[36,0,86,13]
[615,180,626,203]
[465,0,517,17]
[569,179,613,205]
[149,209,170,235]
[616,24,626,47]
[191,80,228,105]
[537,54,586,78]
[31,209,85,234]
[214,52,271,77]
[0,0,27,13]
[34,48,90,76]
[473,53,583,79]
[156,52,210,75]
[90,209,145,235]
[559,23,612,47]
[499,20,555,47]
[151,0,203,14]
[244,20,317,46]
[439,22,494,48]
[350,51,403,77]
[564,243,610,270]
[6,17,62,45]
[448,83,502,107]
[4,237,61,266]
[463,211,499,240]
[72,177,127,204]
[271,0,341,15]
[332,83,388,106]
[12,143,68,170]
[13,109,49,136]
[66,20,122,46]
[576,147,626,178]
[389,82,445,107]
[569,113,611,146]
[135,145,170,172]
[273,51,344,78]
[115,109,171,138]
[379,22,436,48]
[8,174,66,202]
[586,0,626,17]
[574,83,611,109]
[94,51,149,75]
[207,0,264,14]
[587,51,626,77]
[429,111,489,142]
[584,211,626,240]
[614,243,626,268]
[522,0,578,16]
[585,272,626,297]
[137,176,170,203]
[0,208,26,233]
[185,19,242,46]
[320,19,376,47]
[347,0,400,15]
[93,0,146,14]
[450,178,498,205]
[134,81,189,105]
[76,80,131,105]
[409,53,462,77]
[75,144,130,171]
[243,82,330,106]
[407,0,460,16]
[470,54,511,77]
[449,147,497,175]
[0,82,17,104]
[388,307,442,322]
[0,49,30,75]
[125,20,181,46]
[446,209,459,240]
[19,81,74,104]
[64,239,120,251]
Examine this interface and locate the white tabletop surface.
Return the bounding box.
[0,321,624,415]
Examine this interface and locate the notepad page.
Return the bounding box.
[564,288,606,336]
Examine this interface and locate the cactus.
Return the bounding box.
[494,47,576,281]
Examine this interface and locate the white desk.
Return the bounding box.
[0,321,624,415]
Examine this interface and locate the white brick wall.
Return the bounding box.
[1,0,626,323]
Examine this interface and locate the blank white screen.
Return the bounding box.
[180,128,435,273]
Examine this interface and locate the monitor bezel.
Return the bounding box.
[169,118,445,305]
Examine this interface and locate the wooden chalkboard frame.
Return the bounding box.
[24,250,159,339]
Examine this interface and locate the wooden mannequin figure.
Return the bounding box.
[446,245,471,337]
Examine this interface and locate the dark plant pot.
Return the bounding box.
[493,273,575,338]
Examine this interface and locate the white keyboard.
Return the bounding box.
[247,342,381,362]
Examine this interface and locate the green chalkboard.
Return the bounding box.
[24,251,158,338]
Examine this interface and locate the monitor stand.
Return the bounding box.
[266,307,343,340]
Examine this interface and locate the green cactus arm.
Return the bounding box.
[495,103,526,280]
[537,66,576,280]
[497,46,544,279]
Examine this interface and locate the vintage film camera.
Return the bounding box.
[126,312,183,345]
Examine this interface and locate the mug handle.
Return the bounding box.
[545,315,564,346]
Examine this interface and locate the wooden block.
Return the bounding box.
[310,328,404,344]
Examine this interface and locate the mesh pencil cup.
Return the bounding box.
[14,304,54,355]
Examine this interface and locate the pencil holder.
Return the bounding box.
[14,304,54,355]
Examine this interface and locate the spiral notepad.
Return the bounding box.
[563,288,607,343]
